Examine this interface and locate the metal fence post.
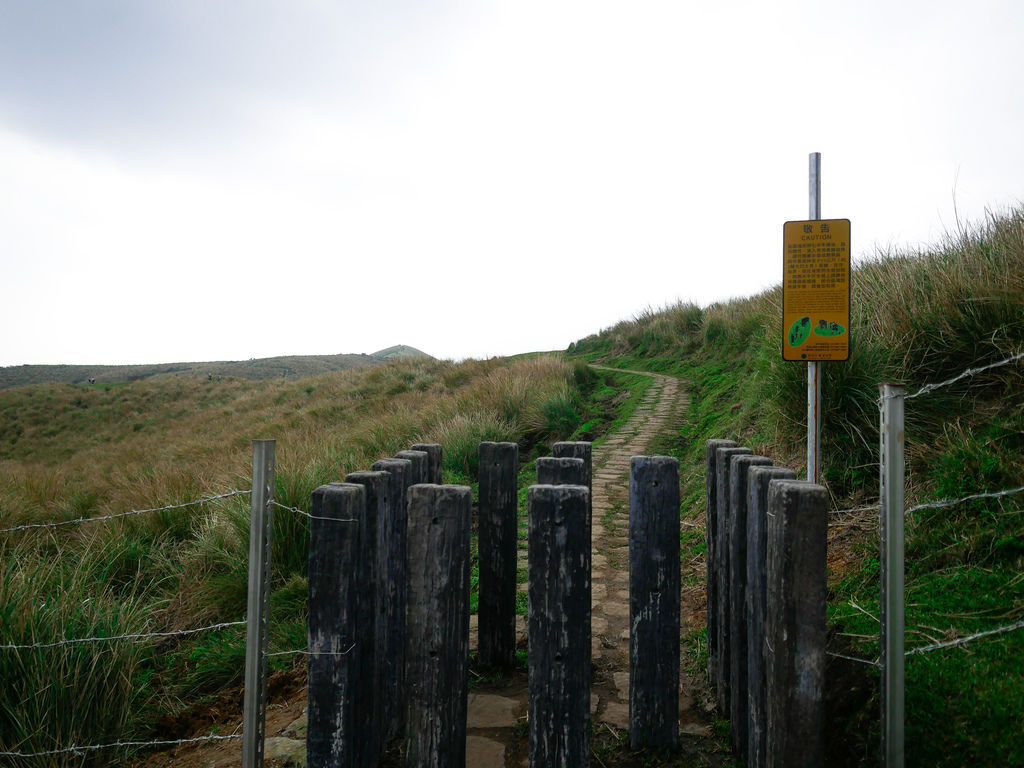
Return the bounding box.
[880,384,905,768]
[242,439,275,768]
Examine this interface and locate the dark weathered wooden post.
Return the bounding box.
[727,454,773,758]
[343,470,389,766]
[746,466,796,768]
[765,480,827,768]
[536,456,587,487]
[705,439,737,692]
[714,445,751,714]
[551,441,592,531]
[404,484,472,768]
[371,456,413,742]
[411,443,443,484]
[478,441,519,669]
[307,483,365,768]
[629,456,680,750]
[529,484,591,768]
[395,449,429,485]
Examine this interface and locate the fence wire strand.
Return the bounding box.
[0,732,242,759]
[0,490,251,535]
[0,620,246,651]
[904,349,1024,400]
[267,642,356,658]
[827,650,880,667]
[904,485,1024,516]
[828,485,1024,522]
[906,618,1024,656]
[270,499,358,523]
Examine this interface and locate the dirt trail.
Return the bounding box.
[143,367,720,768]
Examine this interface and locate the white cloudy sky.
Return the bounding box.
[1,0,1021,365]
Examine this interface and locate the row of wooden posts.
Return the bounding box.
[705,439,828,768]
[306,440,685,767]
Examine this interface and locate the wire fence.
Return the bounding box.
[0,489,251,535]
[0,476,370,762]
[826,350,1024,683]
[0,484,281,762]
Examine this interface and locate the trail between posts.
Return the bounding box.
[464,367,717,766]
[141,366,719,768]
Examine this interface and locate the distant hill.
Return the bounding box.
[0,346,433,389]
[369,344,430,361]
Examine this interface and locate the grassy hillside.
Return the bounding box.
[0,345,431,389]
[569,207,1024,766]
[0,353,639,766]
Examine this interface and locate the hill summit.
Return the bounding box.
[369,345,430,361]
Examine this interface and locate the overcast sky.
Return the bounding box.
[1,1,1022,366]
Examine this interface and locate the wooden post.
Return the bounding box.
[746,466,796,768]
[551,441,592,533]
[529,484,591,768]
[371,457,413,742]
[629,456,680,750]
[343,470,389,766]
[705,439,737,692]
[714,445,751,714]
[478,441,520,669]
[395,449,429,485]
[307,483,365,768]
[404,484,472,768]
[411,443,444,484]
[536,456,587,487]
[727,454,773,758]
[765,480,827,768]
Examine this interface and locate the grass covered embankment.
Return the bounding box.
[0,354,641,766]
[569,207,1024,766]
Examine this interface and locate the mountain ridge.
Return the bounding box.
[0,345,432,389]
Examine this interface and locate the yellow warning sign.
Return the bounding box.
[782,219,851,361]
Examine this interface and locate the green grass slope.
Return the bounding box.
[569,206,1024,767]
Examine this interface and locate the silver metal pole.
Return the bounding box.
[807,152,822,482]
[879,385,905,768]
[242,439,275,768]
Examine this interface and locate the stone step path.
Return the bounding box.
[465,366,701,766]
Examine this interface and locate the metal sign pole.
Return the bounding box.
[807,152,822,482]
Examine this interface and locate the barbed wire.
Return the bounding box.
[826,650,880,667]
[829,504,880,516]
[267,642,356,658]
[0,490,251,535]
[904,349,1024,400]
[905,485,1024,516]
[0,732,241,759]
[0,620,245,651]
[906,618,1024,656]
[827,485,1024,522]
[269,499,358,523]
